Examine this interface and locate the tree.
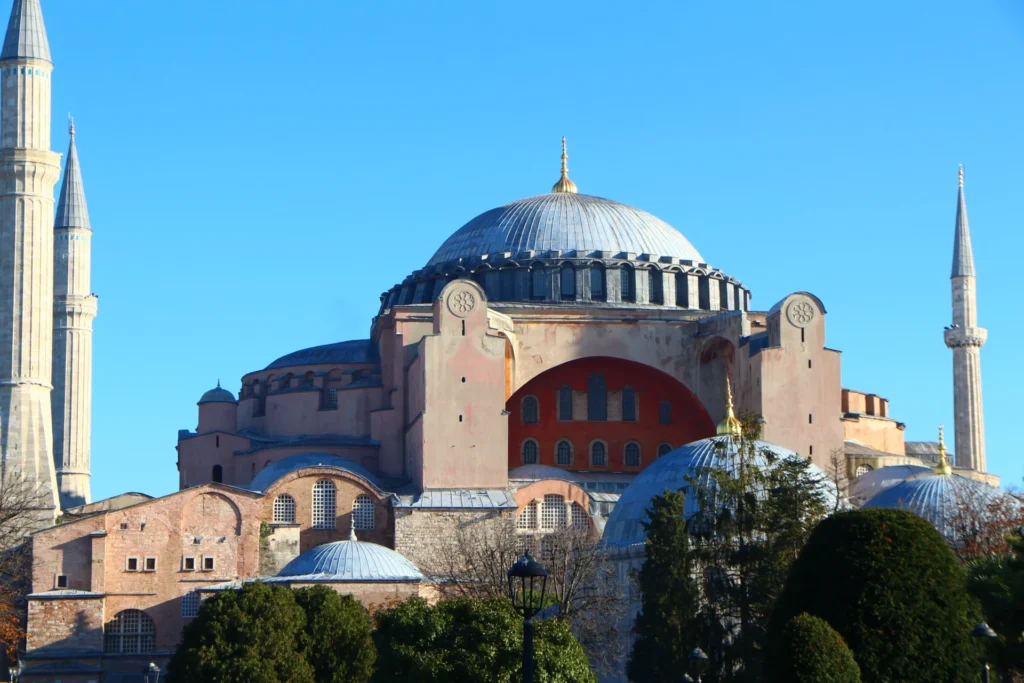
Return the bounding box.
[766,508,980,683]
[967,532,1024,680]
[293,586,375,683]
[166,581,315,683]
[770,613,861,683]
[371,597,595,683]
[948,485,1024,562]
[627,489,700,682]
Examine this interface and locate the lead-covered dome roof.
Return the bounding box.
[427,192,703,266]
[198,384,235,404]
[276,539,423,582]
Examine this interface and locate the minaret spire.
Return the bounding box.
[551,136,578,194]
[0,0,50,62]
[943,166,986,472]
[52,117,97,507]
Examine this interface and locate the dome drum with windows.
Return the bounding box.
[380,139,749,312]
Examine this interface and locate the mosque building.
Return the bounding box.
[7,1,1002,681]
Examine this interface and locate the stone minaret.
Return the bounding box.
[943,167,986,472]
[52,119,95,508]
[0,0,61,523]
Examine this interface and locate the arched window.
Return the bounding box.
[624,442,641,467]
[657,443,672,458]
[541,494,566,529]
[620,265,635,302]
[648,269,663,304]
[590,263,606,301]
[211,465,222,484]
[675,272,688,307]
[500,269,516,300]
[353,495,375,530]
[530,265,546,300]
[587,374,607,421]
[560,264,576,300]
[855,464,873,477]
[622,386,636,422]
[472,269,487,292]
[522,395,539,424]
[517,501,538,529]
[558,385,573,420]
[273,494,296,523]
[312,479,337,529]
[556,440,572,466]
[590,441,606,467]
[522,439,539,464]
[659,400,672,425]
[570,503,589,530]
[104,609,155,654]
[280,374,293,391]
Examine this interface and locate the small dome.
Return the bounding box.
[603,435,837,548]
[198,384,235,404]
[848,464,933,505]
[277,540,423,582]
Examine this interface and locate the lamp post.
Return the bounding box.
[7,660,21,683]
[142,662,161,683]
[971,622,998,683]
[507,552,549,683]
[688,647,708,683]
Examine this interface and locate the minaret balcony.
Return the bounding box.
[943,326,987,349]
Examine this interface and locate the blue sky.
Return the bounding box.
[39,0,1023,499]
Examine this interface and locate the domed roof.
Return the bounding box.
[848,464,933,505]
[427,192,704,267]
[277,539,423,582]
[246,453,381,493]
[198,383,236,404]
[266,339,378,370]
[603,435,837,548]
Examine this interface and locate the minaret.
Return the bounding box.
[943,167,986,472]
[52,117,95,508]
[0,0,61,523]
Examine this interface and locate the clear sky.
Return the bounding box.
[39,0,1023,499]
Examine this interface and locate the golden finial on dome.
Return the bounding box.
[716,377,743,437]
[551,136,578,194]
[935,424,952,475]
[958,165,964,188]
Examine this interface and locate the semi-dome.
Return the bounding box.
[198,383,235,404]
[427,192,703,267]
[603,435,837,548]
[277,539,423,582]
[265,339,378,371]
[247,453,381,493]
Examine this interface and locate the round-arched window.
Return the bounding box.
[556,440,572,466]
[312,480,337,529]
[353,495,375,530]
[855,464,873,478]
[657,443,672,458]
[104,609,155,654]
[590,441,606,467]
[522,395,539,424]
[273,494,296,523]
[522,439,539,464]
[624,442,641,467]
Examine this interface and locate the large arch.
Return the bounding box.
[506,357,714,472]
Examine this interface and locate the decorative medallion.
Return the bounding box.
[447,289,477,318]
[786,299,815,328]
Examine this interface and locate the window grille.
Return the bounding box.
[625,442,641,467]
[855,464,872,477]
[312,479,337,529]
[541,494,566,529]
[558,385,573,420]
[659,400,671,425]
[658,443,672,457]
[622,386,636,422]
[590,264,606,301]
[517,502,537,530]
[353,495,375,530]
[273,494,296,523]
[621,266,635,302]
[591,441,606,466]
[530,266,546,300]
[104,609,155,654]
[649,269,664,304]
[587,374,607,421]
[323,388,338,410]
[571,503,589,530]
[522,439,539,464]
[560,264,576,300]
[182,591,200,618]
[556,440,572,466]
[522,396,539,424]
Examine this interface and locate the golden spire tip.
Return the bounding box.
[551,136,578,194]
[934,424,951,475]
[716,376,743,437]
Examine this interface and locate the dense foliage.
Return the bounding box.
[968,531,1024,679]
[293,586,375,683]
[627,489,700,682]
[766,508,980,683]
[768,613,861,683]
[371,597,595,683]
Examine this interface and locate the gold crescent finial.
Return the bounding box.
[934,424,951,475]
[716,376,743,437]
[958,165,963,188]
[551,136,578,194]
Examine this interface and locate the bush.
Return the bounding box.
[764,508,980,683]
[294,586,375,683]
[772,613,861,683]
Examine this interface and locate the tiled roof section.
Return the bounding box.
[394,489,518,509]
[276,540,423,582]
[952,179,974,277]
[266,339,379,370]
[55,132,90,230]
[0,0,49,61]
[905,441,949,464]
[847,463,932,504]
[427,192,703,266]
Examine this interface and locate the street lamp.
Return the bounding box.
[507,552,549,683]
[688,647,708,683]
[681,674,694,683]
[971,622,998,683]
[142,662,161,683]
[7,660,21,683]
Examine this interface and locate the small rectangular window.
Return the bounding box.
[56,575,68,588]
[202,556,215,571]
[809,445,814,456]
[119,522,128,530]
[125,557,139,572]
[808,413,813,424]
[182,557,196,571]
[144,557,157,572]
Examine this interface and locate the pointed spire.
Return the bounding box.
[348,521,358,542]
[952,165,974,278]
[716,377,743,437]
[934,425,952,475]
[0,0,50,62]
[551,136,578,194]
[55,120,90,231]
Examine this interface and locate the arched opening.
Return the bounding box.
[273,494,296,522]
[560,263,576,300]
[353,495,375,530]
[530,264,546,300]
[590,263,606,301]
[211,465,223,484]
[648,269,664,304]
[588,373,607,421]
[620,265,635,302]
[522,395,539,424]
[104,609,155,654]
[312,479,337,529]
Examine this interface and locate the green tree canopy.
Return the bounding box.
[770,613,861,683]
[765,508,980,683]
[967,531,1024,679]
[166,581,315,683]
[371,597,595,683]
[294,586,375,683]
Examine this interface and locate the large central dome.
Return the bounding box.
[427,192,704,266]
